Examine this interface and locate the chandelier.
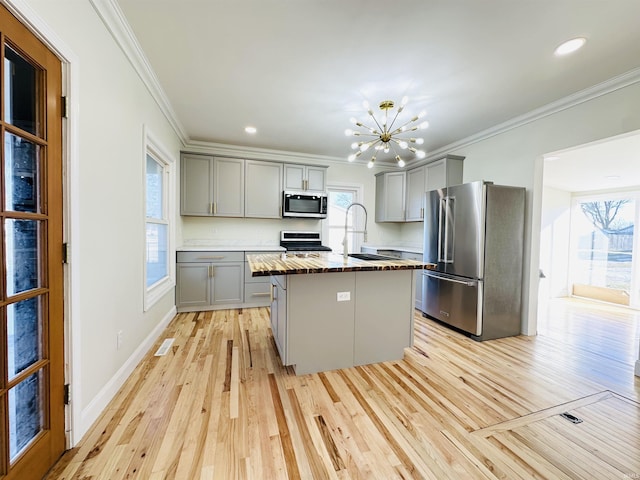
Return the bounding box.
[345,97,428,168]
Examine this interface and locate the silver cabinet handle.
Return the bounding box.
[252,292,271,297]
[198,256,226,260]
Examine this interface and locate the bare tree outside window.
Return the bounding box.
[580,200,631,232]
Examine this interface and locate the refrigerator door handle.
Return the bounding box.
[425,271,476,287]
[437,197,446,262]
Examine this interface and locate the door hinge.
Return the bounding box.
[63,243,69,264]
[64,384,70,405]
[61,96,69,118]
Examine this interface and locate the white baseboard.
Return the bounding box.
[75,306,176,444]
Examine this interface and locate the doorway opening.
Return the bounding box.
[539,130,640,376]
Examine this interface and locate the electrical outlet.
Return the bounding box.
[116,330,123,350]
[337,291,351,302]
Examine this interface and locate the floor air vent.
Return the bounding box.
[559,412,583,424]
[154,338,175,356]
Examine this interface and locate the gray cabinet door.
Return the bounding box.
[283,164,326,192]
[375,171,406,222]
[181,153,214,215]
[176,263,211,308]
[283,164,305,190]
[426,156,464,191]
[405,166,426,221]
[306,166,326,192]
[213,157,244,216]
[276,279,287,362]
[245,160,283,218]
[211,262,244,304]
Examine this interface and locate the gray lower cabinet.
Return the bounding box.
[270,275,288,363]
[401,251,423,311]
[176,251,244,312]
[244,251,280,306]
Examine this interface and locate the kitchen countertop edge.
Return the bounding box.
[247,253,436,277]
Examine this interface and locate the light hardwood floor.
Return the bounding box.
[46,299,640,479]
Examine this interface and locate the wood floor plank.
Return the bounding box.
[45,299,640,480]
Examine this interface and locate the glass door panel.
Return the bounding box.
[5,218,42,296]
[4,132,40,213]
[7,297,43,381]
[3,44,40,136]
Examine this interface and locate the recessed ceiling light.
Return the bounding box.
[605,175,620,181]
[245,126,257,134]
[545,155,560,161]
[554,37,586,56]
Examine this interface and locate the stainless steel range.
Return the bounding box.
[280,231,332,252]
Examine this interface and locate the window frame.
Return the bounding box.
[324,183,364,255]
[143,126,175,311]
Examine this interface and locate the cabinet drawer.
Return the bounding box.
[244,282,272,305]
[177,251,243,263]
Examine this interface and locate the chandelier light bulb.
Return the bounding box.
[348,154,356,162]
[346,97,429,168]
[344,129,353,136]
[418,110,427,118]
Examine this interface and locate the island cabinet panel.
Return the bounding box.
[353,270,414,366]
[288,272,356,375]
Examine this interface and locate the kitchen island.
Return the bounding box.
[247,252,434,375]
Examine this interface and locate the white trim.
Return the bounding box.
[1,0,83,448]
[143,126,176,312]
[78,306,176,437]
[88,0,188,144]
[87,0,640,169]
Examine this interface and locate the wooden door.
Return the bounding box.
[0,4,65,479]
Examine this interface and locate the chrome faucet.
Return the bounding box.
[343,202,368,260]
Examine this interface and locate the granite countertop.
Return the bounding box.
[247,252,436,277]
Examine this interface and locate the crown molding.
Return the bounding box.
[90,0,640,167]
[89,0,189,145]
[424,66,640,161]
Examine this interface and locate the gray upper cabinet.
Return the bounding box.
[283,164,327,192]
[425,154,464,191]
[375,171,406,222]
[245,160,283,218]
[181,153,214,216]
[404,154,465,222]
[181,153,328,218]
[405,166,427,222]
[213,157,245,217]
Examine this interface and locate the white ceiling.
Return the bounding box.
[115,0,640,179]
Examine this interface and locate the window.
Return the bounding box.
[569,191,639,307]
[325,185,364,254]
[144,128,175,310]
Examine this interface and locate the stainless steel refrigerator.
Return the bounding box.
[422,181,525,341]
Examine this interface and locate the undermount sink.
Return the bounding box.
[348,253,396,261]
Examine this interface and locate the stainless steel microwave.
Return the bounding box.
[282,191,328,218]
